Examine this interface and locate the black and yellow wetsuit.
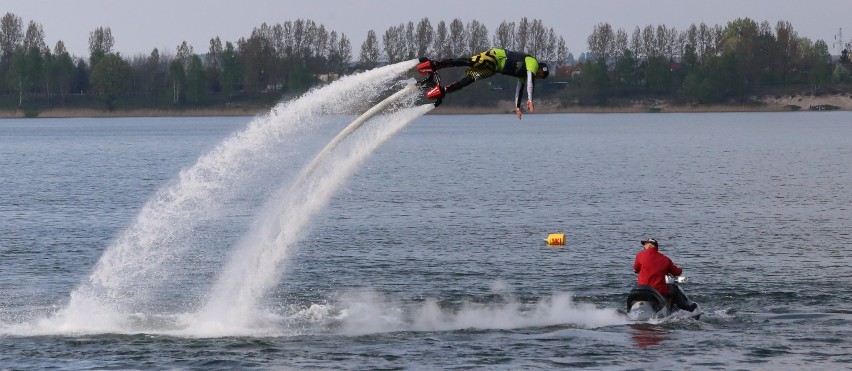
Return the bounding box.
[433,48,543,109]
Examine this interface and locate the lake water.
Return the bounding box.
[0,112,850,369]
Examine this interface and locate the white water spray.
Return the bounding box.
[47,60,419,332]
[292,287,628,337]
[188,101,434,336]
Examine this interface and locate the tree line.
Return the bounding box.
[575,18,850,105]
[1,12,850,114]
[0,12,568,113]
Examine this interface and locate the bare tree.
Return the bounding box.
[89,26,115,55]
[665,26,680,59]
[432,21,449,59]
[556,36,569,68]
[630,26,642,58]
[327,31,352,74]
[515,17,530,52]
[404,21,415,60]
[270,24,285,59]
[327,30,338,60]
[306,20,321,58]
[359,29,380,69]
[615,28,628,58]
[382,23,405,63]
[493,21,515,50]
[337,33,352,71]
[415,18,433,57]
[176,41,193,66]
[712,24,725,57]
[206,37,223,73]
[527,19,547,58]
[654,25,668,58]
[642,25,656,57]
[23,20,47,54]
[53,40,75,104]
[466,20,489,55]
[448,18,466,56]
[292,19,305,57]
[697,22,713,59]
[0,12,23,63]
[280,21,294,58]
[587,22,615,62]
[686,24,698,51]
[314,24,329,59]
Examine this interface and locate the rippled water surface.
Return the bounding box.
[1,112,850,369]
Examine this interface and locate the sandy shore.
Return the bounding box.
[2,94,851,118]
[757,93,852,110]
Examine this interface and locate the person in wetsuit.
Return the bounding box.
[634,238,698,312]
[420,48,549,119]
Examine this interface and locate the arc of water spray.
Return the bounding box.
[43,60,419,334]
[192,91,433,335]
[290,84,418,192]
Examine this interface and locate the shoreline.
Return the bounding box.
[2,94,850,118]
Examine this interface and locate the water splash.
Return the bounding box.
[186,102,433,336]
[40,60,419,333]
[290,288,628,336]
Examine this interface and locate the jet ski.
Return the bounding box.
[624,275,701,321]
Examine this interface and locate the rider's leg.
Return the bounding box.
[444,76,475,94]
[434,58,474,70]
[668,284,697,311]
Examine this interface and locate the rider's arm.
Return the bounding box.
[526,70,534,102]
[514,80,524,109]
[668,260,683,276]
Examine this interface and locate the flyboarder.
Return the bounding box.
[416,48,549,119]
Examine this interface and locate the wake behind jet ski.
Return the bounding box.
[625,275,701,321]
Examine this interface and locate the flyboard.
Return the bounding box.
[415,58,445,107]
[289,83,418,192]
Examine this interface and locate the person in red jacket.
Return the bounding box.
[633,238,697,312]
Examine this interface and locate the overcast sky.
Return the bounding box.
[5,0,852,58]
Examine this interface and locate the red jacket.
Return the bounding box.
[634,247,682,296]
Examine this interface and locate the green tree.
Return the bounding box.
[52,42,75,106]
[25,45,44,95]
[90,53,132,110]
[721,18,759,91]
[71,59,89,95]
[807,40,832,89]
[0,12,23,67]
[644,56,672,94]
[358,29,379,69]
[833,63,850,83]
[205,38,223,94]
[579,59,609,105]
[238,32,274,93]
[186,54,206,104]
[140,48,165,100]
[6,49,27,106]
[614,48,638,90]
[220,42,240,100]
[168,59,186,105]
[88,26,114,67]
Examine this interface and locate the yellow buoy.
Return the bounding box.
[546,233,565,246]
